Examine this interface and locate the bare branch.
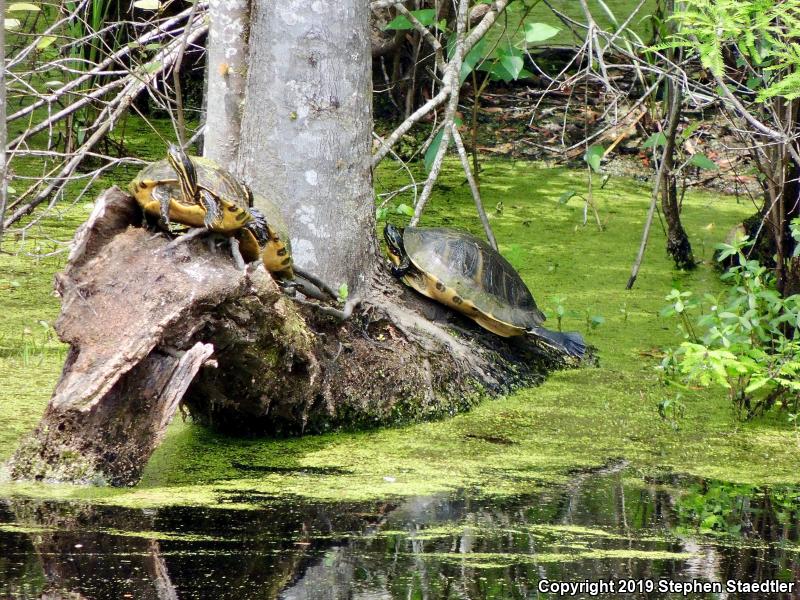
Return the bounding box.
[372,85,450,167]
[451,124,496,249]
[410,0,469,225]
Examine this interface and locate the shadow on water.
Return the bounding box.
[0,468,798,599]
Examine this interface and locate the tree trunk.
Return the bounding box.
[656,3,695,273]
[0,0,7,247]
[660,77,695,270]
[204,0,249,171]
[236,0,376,293]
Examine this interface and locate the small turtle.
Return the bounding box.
[384,224,585,358]
[237,203,295,279]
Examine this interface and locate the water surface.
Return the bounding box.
[1,467,797,599]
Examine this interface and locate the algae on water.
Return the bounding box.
[2,159,797,509]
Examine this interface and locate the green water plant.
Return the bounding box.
[661,237,800,420]
[675,479,800,536]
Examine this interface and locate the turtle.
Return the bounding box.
[129,145,294,278]
[237,202,295,279]
[383,224,585,358]
[129,144,253,233]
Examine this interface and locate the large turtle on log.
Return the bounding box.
[129,145,293,277]
[130,144,254,233]
[384,224,585,358]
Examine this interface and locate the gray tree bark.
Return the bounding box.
[204,0,250,171]
[0,0,7,246]
[236,0,376,293]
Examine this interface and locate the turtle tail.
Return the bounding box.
[527,326,586,359]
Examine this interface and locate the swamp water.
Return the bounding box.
[2,159,798,598]
[1,467,798,599]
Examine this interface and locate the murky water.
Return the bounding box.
[1,468,798,599]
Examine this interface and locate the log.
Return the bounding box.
[9,188,566,486]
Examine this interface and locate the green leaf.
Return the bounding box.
[133,0,160,9]
[589,315,605,329]
[460,39,487,84]
[36,35,57,50]
[642,132,666,149]
[689,153,718,170]
[424,128,448,172]
[499,55,524,80]
[337,283,349,303]
[679,121,701,141]
[483,60,515,83]
[7,2,40,11]
[745,76,762,91]
[384,8,436,30]
[558,190,577,205]
[4,18,21,30]
[524,22,560,43]
[142,60,163,74]
[394,203,414,217]
[583,145,605,173]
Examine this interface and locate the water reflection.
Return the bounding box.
[0,469,798,599]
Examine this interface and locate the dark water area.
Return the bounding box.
[1,469,798,599]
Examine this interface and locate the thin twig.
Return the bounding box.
[450,124,496,249]
[171,0,202,145]
[409,0,468,225]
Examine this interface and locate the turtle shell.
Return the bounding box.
[130,155,252,232]
[402,227,546,335]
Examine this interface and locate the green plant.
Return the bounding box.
[337,283,349,304]
[674,479,800,537]
[2,320,57,366]
[657,393,686,429]
[664,0,800,101]
[661,236,800,419]
[585,311,605,330]
[550,295,566,331]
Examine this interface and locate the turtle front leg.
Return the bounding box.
[229,236,246,270]
[166,227,208,250]
[199,189,221,229]
[390,256,411,278]
[157,190,172,226]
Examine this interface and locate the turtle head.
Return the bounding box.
[166,143,198,201]
[244,207,270,247]
[383,224,406,266]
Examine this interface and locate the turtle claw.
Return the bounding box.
[159,193,171,227]
[200,189,221,230]
[390,256,411,278]
[166,227,207,250]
